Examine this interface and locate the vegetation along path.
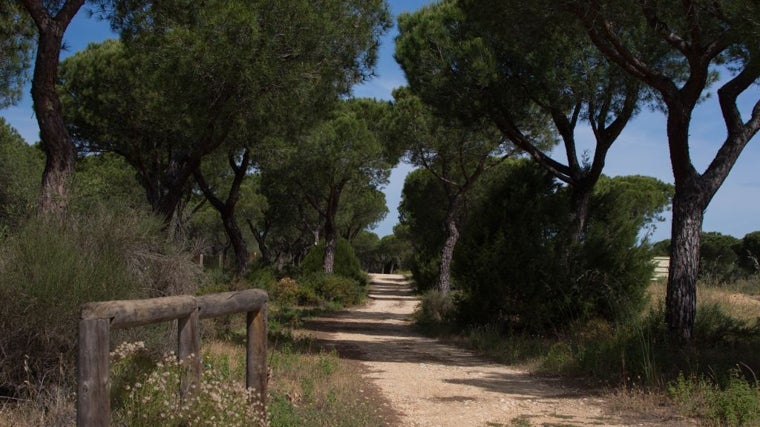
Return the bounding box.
[303,274,690,427]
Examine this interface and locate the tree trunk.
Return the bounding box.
[321,187,342,274]
[24,0,84,215]
[323,219,337,274]
[157,157,199,224]
[437,196,462,295]
[249,220,274,266]
[223,212,249,277]
[665,186,704,341]
[193,151,250,276]
[569,185,592,244]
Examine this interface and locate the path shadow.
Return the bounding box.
[366,285,418,301]
[301,278,597,401]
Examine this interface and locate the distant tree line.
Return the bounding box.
[654,231,760,284]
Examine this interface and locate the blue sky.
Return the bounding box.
[3,1,760,243]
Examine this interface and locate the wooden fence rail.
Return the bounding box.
[77,289,268,426]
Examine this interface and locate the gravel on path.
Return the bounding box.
[302,273,692,427]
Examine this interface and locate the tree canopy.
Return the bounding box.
[61,0,391,224]
[0,1,34,109]
[266,99,394,273]
[565,0,760,340]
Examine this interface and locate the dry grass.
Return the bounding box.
[604,386,695,425]
[0,387,75,427]
[646,280,760,322]
[698,288,760,322]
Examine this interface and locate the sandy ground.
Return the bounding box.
[303,274,693,427]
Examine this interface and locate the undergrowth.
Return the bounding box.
[415,278,760,426]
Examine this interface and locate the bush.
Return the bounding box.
[397,169,449,292]
[699,232,743,283]
[453,162,667,332]
[112,345,266,426]
[297,272,366,307]
[245,265,278,291]
[414,290,456,328]
[0,207,202,398]
[669,370,760,427]
[301,238,367,285]
[272,277,300,306]
[409,253,440,292]
[737,231,760,275]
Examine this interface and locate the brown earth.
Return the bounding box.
[301,273,697,427]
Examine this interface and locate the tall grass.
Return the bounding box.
[0,206,202,400]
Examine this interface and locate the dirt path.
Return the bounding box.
[303,274,690,427]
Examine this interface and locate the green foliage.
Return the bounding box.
[0,2,34,108]
[350,231,412,274]
[63,0,391,220]
[268,345,386,427]
[301,238,365,282]
[72,152,148,212]
[652,239,671,256]
[112,349,266,426]
[378,234,413,273]
[247,266,279,292]
[272,277,300,306]
[337,185,388,241]
[0,118,43,231]
[699,232,743,283]
[398,168,448,290]
[457,324,552,366]
[453,161,668,331]
[453,160,564,329]
[297,273,366,307]
[737,231,760,275]
[414,290,457,329]
[669,370,760,427]
[568,301,760,388]
[0,207,201,396]
[351,231,381,272]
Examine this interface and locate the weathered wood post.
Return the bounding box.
[247,304,268,404]
[178,308,201,398]
[77,318,111,426]
[77,290,267,425]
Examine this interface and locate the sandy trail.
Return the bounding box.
[303,274,688,427]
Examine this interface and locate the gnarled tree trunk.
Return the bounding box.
[23,0,84,215]
[437,195,463,295]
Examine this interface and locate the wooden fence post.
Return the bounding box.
[178,308,201,398]
[247,304,268,405]
[78,289,267,424]
[77,318,110,427]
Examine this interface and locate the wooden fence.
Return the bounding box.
[77,289,268,426]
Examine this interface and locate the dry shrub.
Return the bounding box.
[0,206,202,399]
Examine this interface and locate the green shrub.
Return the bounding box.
[272,277,300,306]
[0,207,201,397]
[397,169,449,291]
[414,290,456,327]
[298,272,366,306]
[453,162,667,332]
[409,253,440,292]
[669,370,760,427]
[301,238,367,285]
[247,265,278,290]
[737,231,760,275]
